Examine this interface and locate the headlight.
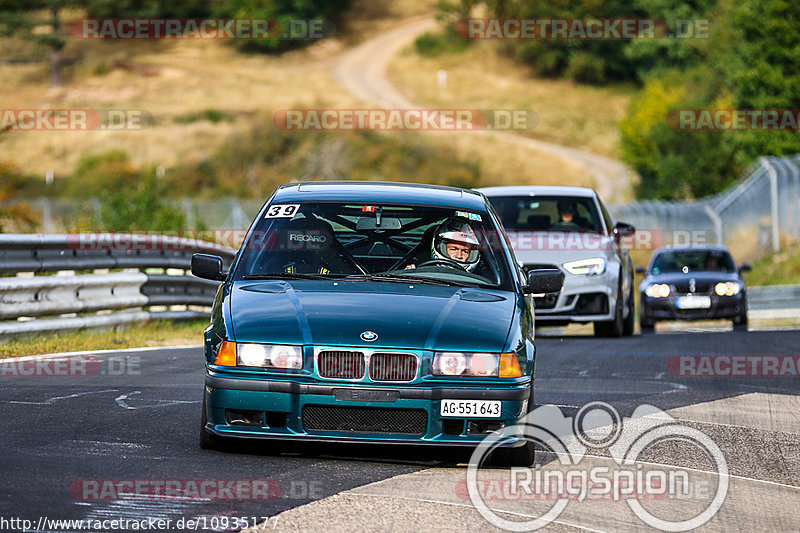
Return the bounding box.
[563,257,606,276]
[645,284,671,298]
[433,352,521,378]
[714,281,741,296]
[215,342,303,369]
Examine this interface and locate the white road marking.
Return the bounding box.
[115,390,199,410]
[10,389,118,405]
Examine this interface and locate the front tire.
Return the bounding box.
[492,382,535,467]
[622,289,635,336]
[594,291,623,337]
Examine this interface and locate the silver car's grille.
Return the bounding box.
[369,353,418,382]
[317,351,366,379]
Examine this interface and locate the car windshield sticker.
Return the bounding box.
[456,210,482,222]
[265,204,300,218]
[362,206,376,212]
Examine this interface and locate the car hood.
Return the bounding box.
[229,280,516,352]
[643,271,742,286]
[505,231,613,266]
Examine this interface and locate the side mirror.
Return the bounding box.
[191,253,226,281]
[635,265,646,275]
[525,268,564,294]
[739,262,752,273]
[613,221,636,237]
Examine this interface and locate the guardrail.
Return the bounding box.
[0,234,237,339]
[746,285,800,311]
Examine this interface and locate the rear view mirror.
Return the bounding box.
[739,262,752,273]
[525,269,564,294]
[191,253,226,281]
[635,266,646,274]
[356,217,402,230]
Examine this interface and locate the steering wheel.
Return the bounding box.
[414,258,466,270]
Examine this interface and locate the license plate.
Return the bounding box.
[440,400,501,418]
[676,295,711,309]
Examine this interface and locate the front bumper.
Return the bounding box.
[203,372,531,447]
[641,293,745,321]
[534,271,617,323]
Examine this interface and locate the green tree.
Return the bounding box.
[0,0,75,86]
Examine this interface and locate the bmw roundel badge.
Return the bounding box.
[360,331,378,342]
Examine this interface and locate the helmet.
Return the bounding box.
[557,199,578,215]
[432,218,481,272]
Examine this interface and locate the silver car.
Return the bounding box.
[478,186,636,337]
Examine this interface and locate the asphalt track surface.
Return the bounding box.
[1,328,798,532]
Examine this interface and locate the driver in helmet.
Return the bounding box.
[405,218,481,272]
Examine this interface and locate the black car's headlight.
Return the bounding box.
[213,341,303,370]
[644,284,671,298]
[432,352,522,378]
[714,281,742,296]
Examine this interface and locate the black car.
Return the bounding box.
[637,245,751,331]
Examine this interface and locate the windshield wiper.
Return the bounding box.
[242,273,339,280]
[343,273,472,287]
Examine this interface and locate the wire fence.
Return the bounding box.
[4,154,800,261]
[610,154,800,260]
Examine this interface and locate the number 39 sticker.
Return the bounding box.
[265,204,300,218]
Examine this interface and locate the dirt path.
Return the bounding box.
[332,17,634,201]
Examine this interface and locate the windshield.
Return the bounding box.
[650,250,737,274]
[487,195,603,231]
[233,202,515,290]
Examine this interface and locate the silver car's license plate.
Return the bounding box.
[440,400,501,418]
[676,295,711,309]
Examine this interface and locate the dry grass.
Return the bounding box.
[0,319,206,357]
[388,39,636,160]
[1,3,589,190]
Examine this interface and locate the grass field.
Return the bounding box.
[0,319,206,358]
[0,3,600,194]
[388,38,637,161]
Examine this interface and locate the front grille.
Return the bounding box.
[369,353,418,381]
[317,351,366,379]
[302,405,427,435]
[674,282,713,294]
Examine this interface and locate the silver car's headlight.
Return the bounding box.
[562,257,606,276]
[237,343,303,369]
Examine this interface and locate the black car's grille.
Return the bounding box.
[302,405,427,435]
[317,351,366,379]
[673,282,713,294]
[369,353,418,381]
